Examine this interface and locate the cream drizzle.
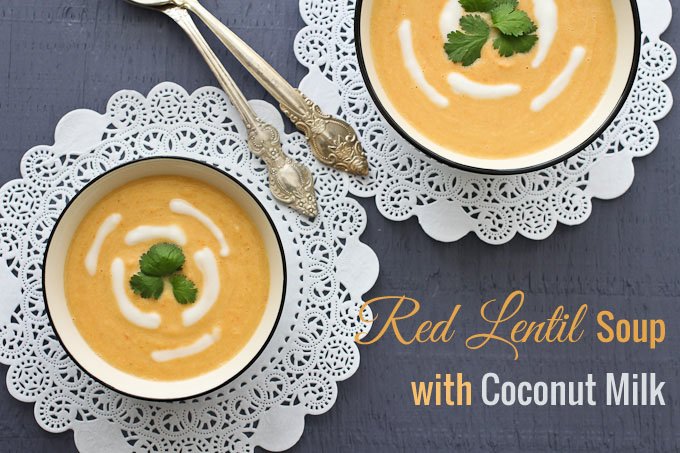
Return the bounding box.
[151,327,222,363]
[531,0,558,68]
[124,225,187,246]
[181,248,220,327]
[439,0,462,42]
[85,213,122,276]
[531,46,586,112]
[447,72,521,100]
[170,199,230,257]
[111,258,161,330]
[398,20,450,108]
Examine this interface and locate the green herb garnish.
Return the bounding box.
[169,274,199,305]
[459,0,517,12]
[490,3,536,37]
[130,272,164,300]
[129,243,197,304]
[139,243,185,277]
[445,0,538,66]
[444,15,491,67]
[493,33,538,57]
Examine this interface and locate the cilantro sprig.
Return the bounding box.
[169,275,199,305]
[445,0,538,66]
[140,243,185,277]
[130,273,164,300]
[129,243,198,304]
[444,15,490,67]
[491,3,536,37]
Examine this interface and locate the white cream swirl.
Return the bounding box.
[531,46,586,112]
[151,327,222,362]
[85,213,122,276]
[398,20,450,108]
[125,225,187,246]
[447,73,521,100]
[181,248,221,327]
[439,0,462,42]
[111,258,161,330]
[531,0,558,68]
[170,199,230,257]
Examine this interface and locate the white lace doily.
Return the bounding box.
[0,82,379,452]
[295,0,676,244]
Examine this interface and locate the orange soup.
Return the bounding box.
[64,176,270,381]
[369,0,618,158]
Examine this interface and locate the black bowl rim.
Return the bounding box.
[42,156,288,402]
[354,0,642,175]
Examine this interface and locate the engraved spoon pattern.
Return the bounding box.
[160,6,318,218]
[125,0,370,176]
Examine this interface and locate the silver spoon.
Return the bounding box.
[126,0,370,177]
[159,6,318,218]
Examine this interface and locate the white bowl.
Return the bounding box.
[43,157,286,401]
[355,0,641,174]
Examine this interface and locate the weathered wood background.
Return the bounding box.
[0,1,679,451]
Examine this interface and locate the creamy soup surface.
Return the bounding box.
[65,176,270,381]
[369,0,618,159]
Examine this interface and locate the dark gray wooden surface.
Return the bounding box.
[1,1,679,451]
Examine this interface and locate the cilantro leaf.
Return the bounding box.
[458,0,497,12]
[169,275,198,305]
[493,33,539,57]
[448,1,538,65]
[139,243,185,277]
[444,15,490,66]
[494,0,519,8]
[458,0,518,12]
[130,273,164,300]
[129,243,199,305]
[490,3,537,37]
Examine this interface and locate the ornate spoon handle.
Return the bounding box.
[163,6,318,218]
[176,0,369,176]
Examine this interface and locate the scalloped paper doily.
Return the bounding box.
[295,0,675,244]
[0,83,379,452]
